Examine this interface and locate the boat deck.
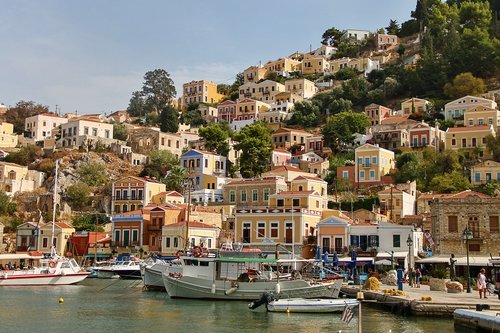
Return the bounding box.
[341,283,500,317]
[454,309,500,331]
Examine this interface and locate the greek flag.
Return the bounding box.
[341,303,354,324]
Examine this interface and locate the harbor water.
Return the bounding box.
[0,279,460,333]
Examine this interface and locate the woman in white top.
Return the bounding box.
[478,268,487,299]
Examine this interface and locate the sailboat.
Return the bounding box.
[0,160,89,286]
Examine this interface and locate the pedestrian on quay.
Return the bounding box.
[478,268,487,299]
[415,267,422,288]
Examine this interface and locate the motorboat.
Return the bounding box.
[141,258,182,290]
[162,256,343,300]
[99,260,142,279]
[249,292,359,313]
[0,257,89,286]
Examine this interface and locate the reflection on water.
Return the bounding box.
[0,279,458,333]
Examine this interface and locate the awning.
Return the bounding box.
[376,251,409,259]
[0,253,44,260]
[337,257,374,265]
[416,255,492,266]
[83,254,113,258]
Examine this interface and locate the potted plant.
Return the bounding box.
[429,268,450,291]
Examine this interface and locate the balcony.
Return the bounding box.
[148,225,162,231]
[244,92,252,97]
[112,196,144,201]
[262,90,270,95]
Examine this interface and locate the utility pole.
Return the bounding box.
[184,162,192,252]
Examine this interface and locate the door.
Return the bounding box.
[334,237,343,253]
[242,223,251,243]
[123,230,130,247]
[322,237,331,254]
[285,222,293,243]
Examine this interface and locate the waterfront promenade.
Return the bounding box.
[341,283,500,316]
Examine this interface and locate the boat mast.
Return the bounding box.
[50,159,59,257]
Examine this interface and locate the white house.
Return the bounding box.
[24,113,68,142]
[58,118,114,148]
[343,29,371,42]
[444,96,497,122]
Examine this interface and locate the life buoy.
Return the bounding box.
[49,260,56,269]
[175,250,185,259]
[192,246,203,258]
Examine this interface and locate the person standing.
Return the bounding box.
[415,267,422,288]
[478,268,487,299]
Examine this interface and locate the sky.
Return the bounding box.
[0,0,416,115]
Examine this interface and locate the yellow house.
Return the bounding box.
[243,65,268,83]
[285,78,318,99]
[235,98,270,121]
[0,162,30,195]
[471,160,500,185]
[234,190,323,252]
[0,122,18,148]
[271,127,313,149]
[401,98,429,114]
[302,56,330,75]
[38,222,75,256]
[161,221,218,256]
[111,176,166,214]
[444,95,497,122]
[355,144,395,186]
[238,80,286,103]
[152,191,185,205]
[263,58,301,74]
[464,105,500,130]
[181,80,225,110]
[445,125,495,158]
[290,175,328,199]
[262,165,317,183]
[317,215,351,254]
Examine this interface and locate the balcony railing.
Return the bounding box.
[112,196,144,201]
[244,92,252,97]
[148,225,162,231]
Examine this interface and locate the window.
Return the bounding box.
[257,222,266,238]
[369,170,375,180]
[166,237,171,248]
[252,189,258,201]
[392,234,401,248]
[451,138,456,146]
[42,237,48,248]
[448,216,458,232]
[475,173,481,182]
[173,237,178,248]
[207,239,212,248]
[469,244,480,252]
[264,189,270,201]
[105,130,110,138]
[277,199,284,207]
[342,171,349,178]
[92,128,97,136]
[204,159,208,168]
[359,170,365,180]
[242,223,251,243]
[468,216,480,238]
[132,230,138,243]
[241,190,247,202]
[292,198,300,207]
[229,191,235,203]
[371,156,377,164]
[114,230,120,243]
[270,222,278,238]
[489,216,499,232]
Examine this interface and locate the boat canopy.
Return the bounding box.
[214,257,278,263]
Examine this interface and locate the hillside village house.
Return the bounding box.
[217,100,237,123]
[238,80,286,103]
[243,65,268,83]
[223,176,288,208]
[302,56,330,75]
[181,80,224,110]
[262,165,317,183]
[59,118,114,148]
[271,149,292,167]
[235,98,270,121]
[464,105,500,130]
[401,98,429,114]
[354,144,395,187]
[162,221,218,256]
[408,121,443,149]
[365,104,392,126]
[16,222,40,252]
[0,122,18,148]
[317,216,351,254]
[198,104,218,123]
[0,162,45,196]
[343,29,370,42]
[284,78,317,99]
[271,127,313,150]
[373,128,409,151]
[378,186,416,223]
[111,176,166,214]
[38,222,75,256]
[129,127,182,157]
[310,45,337,58]
[152,191,185,205]
[444,125,495,158]
[376,33,398,51]
[263,57,301,75]
[444,95,497,122]
[430,192,500,256]
[24,113,68,142]
[470,160,500,186]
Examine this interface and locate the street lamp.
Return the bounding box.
[463,226,473,293]
[407,234,414,287]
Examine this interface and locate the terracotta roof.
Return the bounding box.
[380,115,410,124]
[273,127,312,135]
[227,177,283,185]
[165,221,217,229]
[43,222,74,229]
[269,165,304,172]
[278,190,315,195]
[446,125,493,133]
[38,113,65,119]
[418,190,490,200]
[0,161,25,168]
[292,175,324,182]
[377,187,404,194]
[273,149,291,154]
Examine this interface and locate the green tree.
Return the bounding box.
[428,171,472,193]
[179,108,206,127]
[163,165,188,193]
[386,19,400,35]
[76,161,109,187]
[322,111,370,152]
[5,145,42,166]
[399,19,420,37]
[0,192,16,215]
[444,72,486,98]
[159,104,179,133]
[65,182,91,210]
[126,91,146,118]
[485,134,500,161]
[113,122,128,141]
[321,27,344,46]
[459,0,492,31]
[326,98,353,116]
[334,68,359,80]
[287,100,321,127]
[234,122,272,178]
[72,214,106,232]
[341,77,371,108]
[199,122,231,156]
[6,101,48,134]
[141,149,179,179]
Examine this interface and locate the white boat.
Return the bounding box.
[141,258,182,290]
[0,257,89,286]
[162,256,343,300]
[249,292,359,313]
[98,261,142,279]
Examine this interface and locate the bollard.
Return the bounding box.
[397,268,403,291]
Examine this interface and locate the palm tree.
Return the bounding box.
[163,165,188,193]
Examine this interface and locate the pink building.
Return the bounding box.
[271,149,292,167]
[408,122,441,149]
[217,100,237,123]
[365,104,392,126]
[376,33,398,51]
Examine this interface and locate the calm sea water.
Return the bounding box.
[0,279,460,333]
